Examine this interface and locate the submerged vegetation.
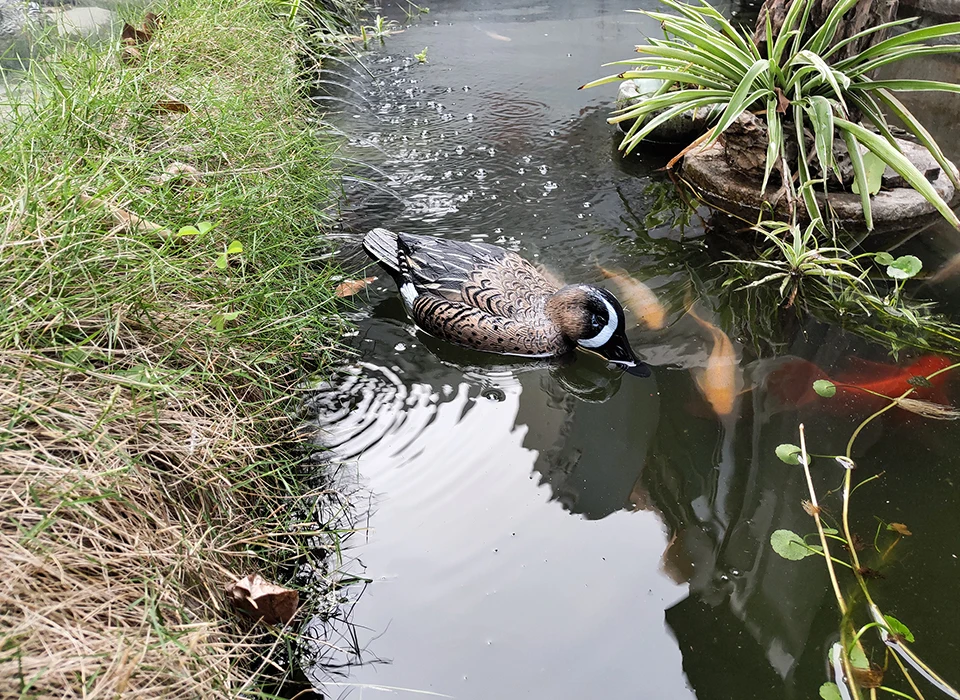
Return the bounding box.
[0,0,359,696]
[773,361,960,699]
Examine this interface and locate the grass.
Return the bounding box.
[0,0,359,696]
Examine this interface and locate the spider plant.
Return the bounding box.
[719,220,868,305]
[582,0,960,232]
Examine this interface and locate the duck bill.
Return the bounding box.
[601,332,650,377]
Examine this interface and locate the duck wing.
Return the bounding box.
[365,228,558,320]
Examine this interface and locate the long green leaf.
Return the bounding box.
[848,21,960,63]
[806,95,835,184]
[848,45,960,78]
[707,59,771,144]
[791,51,849,109]
[609,88,730,123]
[855,79,960,94]
[873,88,960,190]
[790,98,821,226]
[822,16,918,60]
[636,42,744,82]
[762,98,781,194]
[835,118,960,229]
[771,0,807,64]
[806,0,860,54]
[657,19,754,74]
[620,95,726,153]
[842,131,873,231]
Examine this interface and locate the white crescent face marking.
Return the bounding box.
[577,294,618,349]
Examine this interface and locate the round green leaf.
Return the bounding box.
[813,379,836,397]
[776,443,802,465]
[883,614,915,643]
[770,529,819,560]
[819,683,842,700]
[849,643,870,670]
[875,251,895,266]
[226,240,244,255]
[886,255,922,280]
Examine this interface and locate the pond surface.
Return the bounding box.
[301,1,960,698]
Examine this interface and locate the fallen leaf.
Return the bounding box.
[335,276,377,297]
[154,99,190,113]
[121,12,161,46]
[887,522,912,536]
[226,574,298,624]
[775,87,790,114]
[80,193,172,240]
[151,161,203,188]
[120,46,142,66]
[801,499,820,517]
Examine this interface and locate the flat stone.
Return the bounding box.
[54,6,113,38]
[681,137,957,233]
[899,0,960,17]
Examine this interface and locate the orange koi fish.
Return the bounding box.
[598,266,667,331]
[686,300,743,418]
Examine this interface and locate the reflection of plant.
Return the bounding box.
[583,0,960,231]
[772,362,960,699]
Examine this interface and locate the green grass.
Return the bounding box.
[0,0,359,696]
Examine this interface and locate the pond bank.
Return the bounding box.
[0,0,354,696]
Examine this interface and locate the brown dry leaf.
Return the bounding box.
[120,45,142,66]
[775,86,790,114]
[335,276,377,298]
[801,500,820,517]
[850,662,884,689]
[895,397,960,420]
[888,522,912,536]
[150,162,203,189]
[121,13,161,46]
[226,574,298,625]
[154,99,190,113]
[80,193,172,240]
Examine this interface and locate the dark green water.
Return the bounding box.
[301,2,960,697]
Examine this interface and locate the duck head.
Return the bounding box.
[547,285,650,377]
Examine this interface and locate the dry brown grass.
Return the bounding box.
[0,0,356,696]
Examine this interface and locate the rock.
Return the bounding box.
[615,77,717,144]
[681,136,957,233]
[55,6,112,38]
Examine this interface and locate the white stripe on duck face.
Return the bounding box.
[577,294,618,349]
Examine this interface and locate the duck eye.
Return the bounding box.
[591,315,602,330]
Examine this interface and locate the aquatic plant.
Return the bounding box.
[583,0,960,232]
[772,362,960,698]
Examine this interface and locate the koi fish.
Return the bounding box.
[685,299,743,418]
[598,266,667,331]
[763,354,954,411]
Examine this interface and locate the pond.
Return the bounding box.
[300,1,960,697]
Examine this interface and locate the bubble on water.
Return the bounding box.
[549,129,556,136]
[442,170,453,179]
[475,168,486,181]
[543,181,557,192]
[583,201,591,208]
[517,168,525,175]
[463,85,471,91]
[465,113,475,122]
[493,228,502,234]
[455,145,465,155]
[538,165,548,174]
[421,130,428,139]
[578,213,584,219]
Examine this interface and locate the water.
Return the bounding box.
[301,2,960,698]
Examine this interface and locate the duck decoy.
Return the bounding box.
[362,228,650,376]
